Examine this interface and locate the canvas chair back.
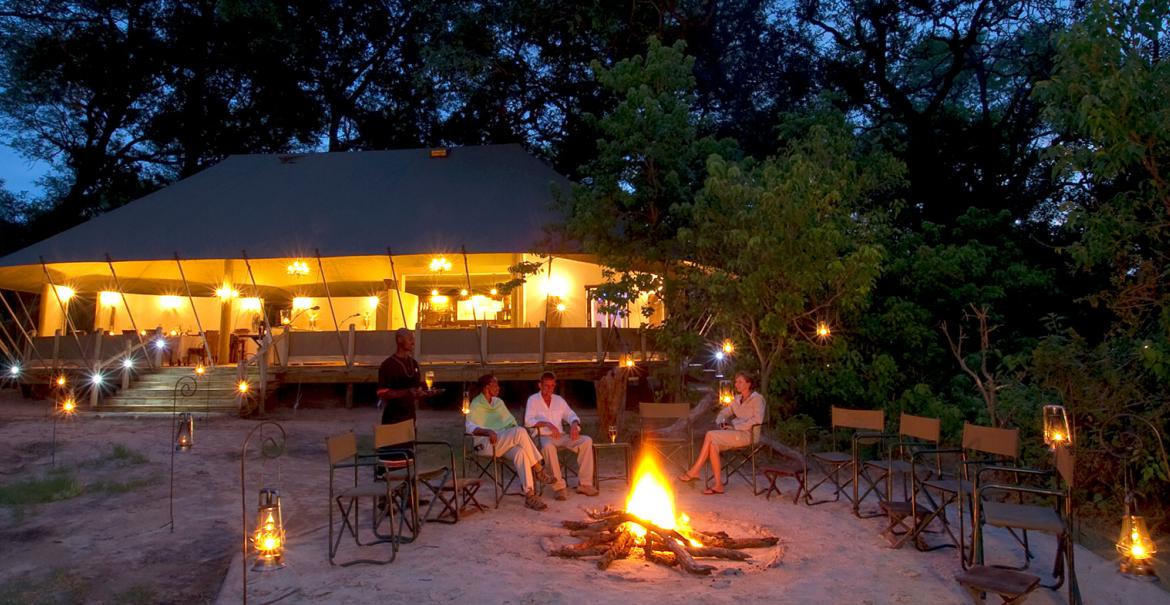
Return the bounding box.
[831,407,885,432]
[327,432,357,466]
[961,422,1019,460]
[375,421,416,450]
[899,413,940,443]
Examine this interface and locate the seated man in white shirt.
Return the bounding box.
[524,371,599,500]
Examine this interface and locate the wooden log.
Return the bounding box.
[597,529,637,570]
[687,546,751,561]
[645,549,677,567]
[695,530,779,549]
[660,534,715,575]
[569,528,615,539]
[551,546,609,558]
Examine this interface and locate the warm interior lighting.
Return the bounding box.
[56,375,66,387]
[429,256,452,272]
[624,455,700,546]
[194,364,206,376]
[541,274,569,298]
[169,329,179,337]
[430,294,450,305]
[365,296,380,310]
[460,289,469,297]
[489,288,499,296]
[215,286,239,300]
[555,302,567,313]
[240,298,262,312]
[55,285,75,301]
[1118,514,1157,576]
[238,380,249,394]
[159,295,183,310]
[1043,405,1072,449]
[286,260,310,276]
[99,291,121,307]
[252,488,285,571]
[292,297,312,311]
[722,340,734,355]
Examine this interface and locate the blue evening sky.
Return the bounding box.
[0,143,49,196]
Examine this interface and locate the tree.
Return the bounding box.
[682,111,896,399]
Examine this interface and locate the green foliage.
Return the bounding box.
[0,467,83,512]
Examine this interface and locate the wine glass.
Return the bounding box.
[424,370,435,390]
[607,424,617,443]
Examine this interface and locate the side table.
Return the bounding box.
[593,441,633,486]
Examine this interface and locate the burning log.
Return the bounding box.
[597,529,637,570]
[660,535,716,575]
[695,530,780,549]
[687,546,751,561]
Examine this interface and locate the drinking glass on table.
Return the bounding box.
[424,370,435,390]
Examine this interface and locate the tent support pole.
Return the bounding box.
[39,257,89,367]
[460,245,486,367]
[105,254,152,369]
[174,254,214,368]
[315,250,350,368]
[0,290,52,370]
[240,251,271,407]
[385,247,409,329]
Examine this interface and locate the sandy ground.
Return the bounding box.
[1,392,1167,605]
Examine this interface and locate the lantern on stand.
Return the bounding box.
[175,412,194,451]
[721,340,734,356]
[718,380,734,405]
[1118,506,1157,577]
[621,353,636,369]
[461,390,471,415]
[252,488,285,571]
[1043,405,1072,449]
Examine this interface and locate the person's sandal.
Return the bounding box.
[554,488,568,501]
[677,472,698,483]
[525,492,548,511]
[535,464,556,485]
[577,485,599,497]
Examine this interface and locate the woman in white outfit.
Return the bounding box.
[677,371,765,494]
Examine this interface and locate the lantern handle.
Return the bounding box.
[1096,413,1170,475]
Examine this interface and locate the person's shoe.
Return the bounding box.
[525,492,548,511]
[577,485,599,497]
[535,464,556,485]
[554,488,568,501]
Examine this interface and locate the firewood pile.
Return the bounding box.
[551,506,780,575]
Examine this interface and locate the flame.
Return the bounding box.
[624,454,701,546]
[254,512,282,554]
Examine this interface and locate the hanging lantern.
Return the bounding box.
[721,340,734,355]
[175,412,194,451]
[621,354,636,369]
[56,375,67,387]
[252,488,285,571]
[194,364,206,377]
[60,396,77,415]
[1118,514,1157,576]
[461,390,471,415]
[718,380,734,405]
[816,322,831,340]
[1042,404,1071,448]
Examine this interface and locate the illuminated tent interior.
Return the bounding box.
[0,145,663,368]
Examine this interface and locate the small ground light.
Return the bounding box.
[123,358,134,369]
[91,373,103,386]
[238,380,249,394]
[195,364,206,376]
[154,339,167,350]
[61,397,76,414]
[8,365,19,377]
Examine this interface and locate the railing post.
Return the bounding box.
[90,332,103,408]
[539,321,546,369]
[346,324,356,368]
[122,340,132,390]
[52,329,61,369]
[479,324,488,367]
[154,328,165,368]
[640,328,647,362]
[595,323,603,363]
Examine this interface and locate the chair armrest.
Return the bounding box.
[975,464,1050,482]
[976,483,1064,501]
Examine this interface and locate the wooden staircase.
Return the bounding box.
[96,366,266,415]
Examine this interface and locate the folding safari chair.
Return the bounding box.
[867,414,942,533]
[639,402,692,475]
[326,431,400,566]
[375,420,457,539]
[910,422,1020,562]
[804,407,884,508]
[955,567,1041,605]
[463,431,525,507]
[972,444,1081,604]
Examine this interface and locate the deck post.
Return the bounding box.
[345,324,356,408]
[90,331,102,408]
[154,327,165,368]
[122,340,132,390]
[595,323,603,363]
[539,320,546,369]
[52,330,61,370]
[479,324,488,366]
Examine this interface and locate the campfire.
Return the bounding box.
[552,454,779,574]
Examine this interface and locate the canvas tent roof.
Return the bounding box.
[0,144,571,269]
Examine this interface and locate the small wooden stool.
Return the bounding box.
[458,478,485,515]
[955,566,1040,604]
[760,460,807,504]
